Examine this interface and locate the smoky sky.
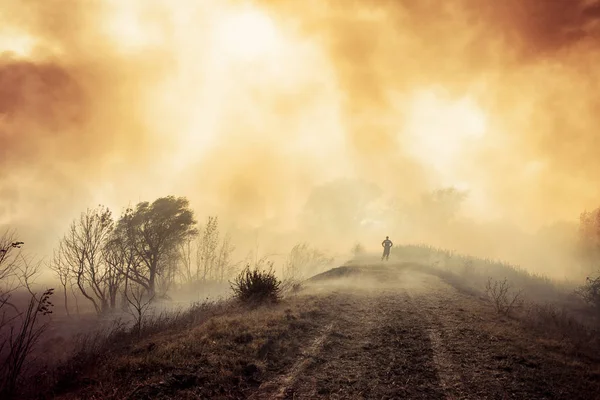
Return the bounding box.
[1,0,600,257]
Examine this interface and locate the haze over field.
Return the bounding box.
[1,0,600,277]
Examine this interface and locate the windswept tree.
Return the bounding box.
[59,206,115,314]
[118,196,197,297]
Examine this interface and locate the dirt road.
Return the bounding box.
[252,265,600,400]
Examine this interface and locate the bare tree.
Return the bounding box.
[101,235,131,309]
[124,281,154,337]
[49,250,71,316]
[59,206,115,314]
[216,232,236,283]
[196,216,219,281]
[177,237,195,284]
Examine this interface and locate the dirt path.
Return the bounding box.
[252,267,600,400]
[51,264,600,399]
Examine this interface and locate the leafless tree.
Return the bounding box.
[196,216,219,281]
[216,232,236,283]
[176,217,236,284]
[124,281,154,337]
[101,235,131,309]
[48,250,71,316]
[59,206,115,314]
[177,237,195,284]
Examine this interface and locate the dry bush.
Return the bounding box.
[0,234,55,399]
[524,302,597,351]
[39,299,229,398]
[231,265,281,304]
[0,288,54,398]
[399,244,570,304]
[485,277,524,316]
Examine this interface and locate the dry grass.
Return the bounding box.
[35,294,329,400]
[396,244,573,303]
[387,246,600,364]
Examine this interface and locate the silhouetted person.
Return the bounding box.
[381,236,393,261]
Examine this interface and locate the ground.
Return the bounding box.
[53,263,600,400]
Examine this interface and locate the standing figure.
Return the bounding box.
[381,236,393,261]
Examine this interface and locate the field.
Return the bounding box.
[15,250,600,400]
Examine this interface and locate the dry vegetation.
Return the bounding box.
[0,194,339,399]
[230,265,282,305]
[3,199,600,398]
[42,295,330,399]
[394,244,600,358]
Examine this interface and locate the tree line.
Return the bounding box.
[51,196,236,315]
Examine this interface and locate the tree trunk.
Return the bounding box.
[148,267,156,298]
[71,284,80,316]
[62,283,70,317]
[101,299,109,314]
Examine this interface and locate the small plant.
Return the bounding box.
[124,282,155,337]
[485,277,523,316]
[230,265,281,304]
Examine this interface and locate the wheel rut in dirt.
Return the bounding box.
[257,288,446,400]
[253,265,600,400]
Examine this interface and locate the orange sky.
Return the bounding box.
[1,0,600,259]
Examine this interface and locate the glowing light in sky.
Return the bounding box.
[0,30,36,57]
[404,89,488,174]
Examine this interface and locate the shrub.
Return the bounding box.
[230,265,281,304]
[485,277,523,316]
[577,275,600,316]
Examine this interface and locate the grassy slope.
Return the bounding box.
[50,295,332,400]
[26,246,600,399]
